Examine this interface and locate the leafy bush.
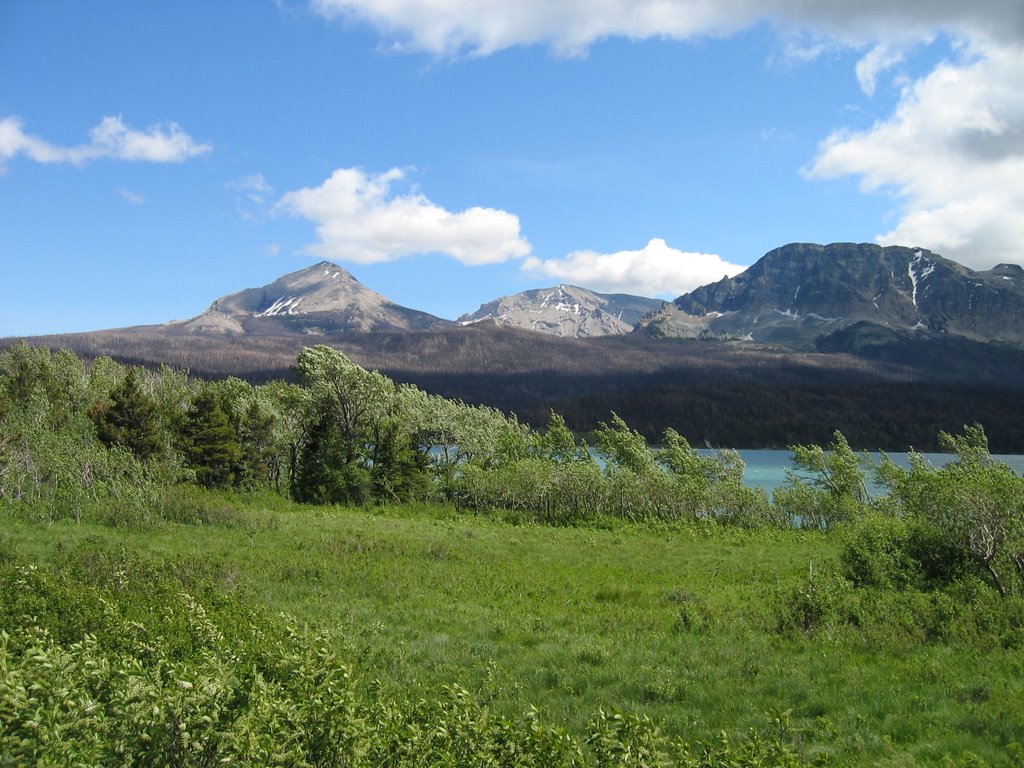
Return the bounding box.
[679,728,817,767]
[776,565,855,633]
[839,513,917,589]
[877,425,1024,598]
[775,432,870,531]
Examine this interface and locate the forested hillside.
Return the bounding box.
[7,325,1024,451]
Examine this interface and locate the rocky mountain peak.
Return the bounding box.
[459,285,663,338]
[638,242,1024,349]
[169,260,450,335]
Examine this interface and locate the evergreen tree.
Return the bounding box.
[293,407,371,505]
[370,425,431,503]
[90,369,162,462]
[179,390,242,489]
[237,398,276,489]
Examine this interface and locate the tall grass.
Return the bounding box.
[3,491,1023,765]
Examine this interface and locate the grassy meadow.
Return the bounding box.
[4,490,1023,766]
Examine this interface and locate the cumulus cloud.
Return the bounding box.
[309,0,1023,57]
[278,167,531,265]
[522,238,745,297]
[0,115,210,170]
[806,43,1024,268]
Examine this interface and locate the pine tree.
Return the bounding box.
[370,425,431,503]
[179,390,242,489]
[90,369,162,462]
[293,408,371,505]
[237,398,276,489]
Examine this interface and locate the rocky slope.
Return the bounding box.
[459,285,663,338]
[168,261,451,335]
[638,243,1024,350]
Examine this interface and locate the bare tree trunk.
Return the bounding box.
[984,557,1007,599]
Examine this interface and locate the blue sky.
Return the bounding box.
[2,1,1022,336]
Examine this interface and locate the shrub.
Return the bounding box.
[839,513,916,589]
[776,565,855,633]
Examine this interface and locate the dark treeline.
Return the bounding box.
[546,380,1024,452]
[7,323,1024,451]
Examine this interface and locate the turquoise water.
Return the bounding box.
[705,449,1024,496]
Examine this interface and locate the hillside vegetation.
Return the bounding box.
[2,342,1024,765]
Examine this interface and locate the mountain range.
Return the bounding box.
[165,261,664,340]
[156,242,1024,352]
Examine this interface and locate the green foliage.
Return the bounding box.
[877,425,1024,597]
[0,544,360,767]
[5,491,1024,764]
[596,413,658,475]
[362,686,586,767]
[776,564,855,633]
[90,367,163,462]
[178,389,243,489]
[535,411,591,464]
[586,709,667,767]
[839,512,917,589]
[293,405,370,505]
[656,431,772,528]
[3,539,840,767]
[291,345,438,506]
[236,395,278,489]
[776,431,869,530]
[679,716,818,768]
[839,513,972,591]
[0,346,155,524]
[370,426,432,503]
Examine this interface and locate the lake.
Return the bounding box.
[704,449,1024,496]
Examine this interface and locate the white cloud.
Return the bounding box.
[229,173,274,220]
[774,36,840,66]
[278,167,531,265]
[855,43,907,95]
[522,238,745,297]
[309,0,1023,57]
[117,187,146,205]
[806,43,1024,268]
[0,115,210,170]
[87,117,210,162]
[230,173,273,204]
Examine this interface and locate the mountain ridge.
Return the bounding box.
[637,243,1024,349]
[151,243,1024,350]
[458,284,663,338]
[168,260,452,335]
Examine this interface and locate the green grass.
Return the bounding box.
[3,491,1023,765]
